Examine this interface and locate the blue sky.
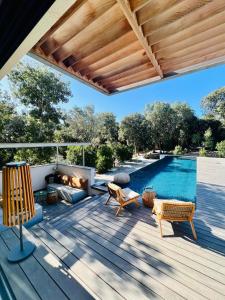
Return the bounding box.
[1,55,225,121]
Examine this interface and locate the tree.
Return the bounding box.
[204,127,214,150]
[95,112,118,145]
[216,140,225,157]
[96,145,113,173]
[201,87,225,124]
[66,146,97,167]
[7,63,72,163]
[191,132,202,148]
[119,113,151,153]
[145,102,176,150]
[8,63,71,124]
[171,102,196,148]
[61,105,96,142]
[0,90,26,167]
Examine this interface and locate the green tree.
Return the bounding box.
[7,63,72,163]
[111,143,133,163]
[216,140,225,157]
[95,112,118,145]
[8,63,71,124]
[201,87,225,124]
[119,113,151,153]
[96,145,113,173]
[61,105,96,142]
[0,90,26,166]
[204,127,214,150]
[145,102,176,151]
[191,132,202,148]
[66,146,96,167]
[171,102,196,148]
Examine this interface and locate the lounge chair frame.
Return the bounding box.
[106,183,140,216]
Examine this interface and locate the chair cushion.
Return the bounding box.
[153,199,195,219]
[47,183,87,203]
[122,188,140,200]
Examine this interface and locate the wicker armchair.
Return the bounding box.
[106,183,140,216]
[152,199,197,240]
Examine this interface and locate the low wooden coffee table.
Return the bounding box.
[142,189,156,208]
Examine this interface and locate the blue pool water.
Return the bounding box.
[128,156,196,202]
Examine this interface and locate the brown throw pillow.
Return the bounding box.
[70,176,88,190]
[60,174,70,185]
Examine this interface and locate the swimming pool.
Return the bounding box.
[128,156,196,203]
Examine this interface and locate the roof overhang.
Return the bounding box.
[2,0,225,94]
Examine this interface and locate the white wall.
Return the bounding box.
[0,163,95,195]
[0,164,56,194]
[57,163,95,194]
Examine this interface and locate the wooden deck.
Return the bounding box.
[1,158,225,299]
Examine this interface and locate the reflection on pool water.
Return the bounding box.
[128,156,196,203]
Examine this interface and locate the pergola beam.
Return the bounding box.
[116,0,163,78]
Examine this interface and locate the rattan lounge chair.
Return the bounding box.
[152,199,197,240]
[106,182,140,216]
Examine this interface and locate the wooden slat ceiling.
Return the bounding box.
[31,0,225,94]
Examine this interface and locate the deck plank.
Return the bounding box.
[72,218,224,299]
[1,229,68,300]
[0,233,41,300]
[31,225,124,300]
[12,227,94,300]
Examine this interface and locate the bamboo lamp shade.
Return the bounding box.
[2,162,36,227]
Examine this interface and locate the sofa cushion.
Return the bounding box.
[69,176,88,190]
[60,174,70,185]
[48,183,87,203]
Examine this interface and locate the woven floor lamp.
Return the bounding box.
[2,162,36,262]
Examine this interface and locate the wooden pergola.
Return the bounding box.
[2,1,225,94]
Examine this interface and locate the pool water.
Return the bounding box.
[128,156,196,202]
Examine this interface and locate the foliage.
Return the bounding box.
[172,102,196,149]
[62,105,96,142]
[95,112,118,145]
[111,143,133,163]
[201,87,225,124]
[96,145,113,173]
[66,146,97,167]
[216,140,225,158]
[173,145,183,155]
[14,148,56,165]
[191,133,202,148]
[199,148,207,157]
[6,63,72,164]
[204,127,214,150]
[119,113,151,153]
[8,63,71,124]
[145,102,176,151]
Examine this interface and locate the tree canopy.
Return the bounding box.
[201,87,225,124]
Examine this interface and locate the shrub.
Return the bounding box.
[173,145,183,155]
[216,140,225,158]
[96,145,113,173]
[199,147,207,157]
[66,146,97,167]
[112,143,133,163]
[204,127,214,150]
